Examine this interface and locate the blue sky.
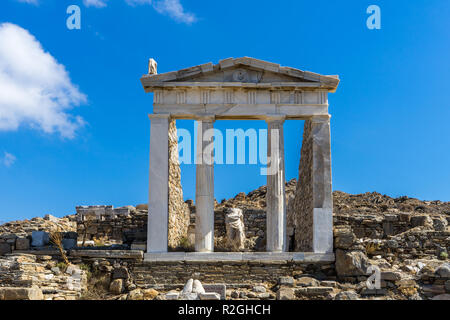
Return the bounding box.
[0,0,449,222]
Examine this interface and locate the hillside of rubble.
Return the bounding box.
[0,180,449,300]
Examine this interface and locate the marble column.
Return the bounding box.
[311,115,333,253]
[195,116,215,252]
[147,114,170,253]
[265,116,286,252]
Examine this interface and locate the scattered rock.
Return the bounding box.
[334,291,359,300]
[143,289,159,300]
[252,285,266,293]
[435,264,450,278]
[15,238,30,250]
[296,276,320,287]
[276,288,295,300]
[0,287,44,300]
[109,279,124,295]
[335,250,370,277]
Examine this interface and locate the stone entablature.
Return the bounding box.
[141,57,340,258]
[141,57,338,120]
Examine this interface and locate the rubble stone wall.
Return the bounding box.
[131,261,334,287]
[290,120,314,251]
[168,119,190,248]
[0,254,87,300]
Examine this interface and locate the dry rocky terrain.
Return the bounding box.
[0,180,449,300]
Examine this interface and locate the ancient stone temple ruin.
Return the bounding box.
[141,57,340,262]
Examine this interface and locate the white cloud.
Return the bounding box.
[16,0,38,4]
[3,152,16,167]
[153,0,196,24]
[0,23,87,139]
[86,0,197,24]
[83,0,108,8]
[125,0,152,5]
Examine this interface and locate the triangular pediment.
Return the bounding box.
[141,57,339,91]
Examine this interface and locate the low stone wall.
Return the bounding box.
[0,254,87,300]
[131,261,335,288]
[76,209,147,246]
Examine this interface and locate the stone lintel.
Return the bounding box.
[194,115,216,122]
[148,113,171,120]
[264,114,286,123]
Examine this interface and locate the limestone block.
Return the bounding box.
[0,287,44,300]
[31,231,49,247]
[224,208,245,251]
[432,294,450,300]
[335,249,370,277]
[278,276,294,287]
[203,284,226,300]
[0,243,12,256]
[199,293,221,300]
[165,291,179,300]
[62,239,77,250]
[435,264,450,278]
[276,288,295,300]
[109,279,124,295]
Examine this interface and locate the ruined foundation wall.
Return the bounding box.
[168,120,191,248]
[132,261,334,287]
[289,120,314,251]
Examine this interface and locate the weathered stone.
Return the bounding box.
[143,289,159,300]
[165,291,179,300]
[31,231,49,247]
[276,288,295,300]
[432,294,450,300]
[258,292,271,299]
[334,290,359,300]
[306,287,334,295]
[61,238,77,250]
[381,270,403,281]
[109,279,124,295]
[278,276,294,287]
[127,289,144,300]
[252,285,266,293]
[15,238,30,250]
[335,250,370,277]
[199,292,221,300]
[360,288,388,296]
[334,227,355,249]
[112,266,129,279]
[203,284,226,300]
[0,287,44,300]
[0,243,11,256]
[411,215,432,228]
[432,217,448,231]
[296,276,320,287]
[435,264,450,278]
[167,119,191,249]
[224,208,246,251]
